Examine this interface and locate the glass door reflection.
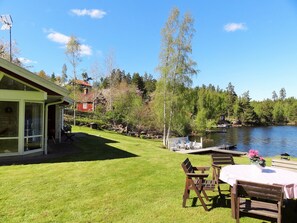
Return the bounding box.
[24,102,43,151]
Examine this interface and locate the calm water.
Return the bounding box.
[193,126,297,157]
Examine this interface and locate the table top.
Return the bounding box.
[220,164,297,199]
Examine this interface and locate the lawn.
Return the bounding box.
[0,126,295,223]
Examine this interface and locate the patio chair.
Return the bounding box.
[179,140,186,149]
[234,180,284,223]
[181,158,215,211]
[211,153,235,196]
[61,125,75,142]
[192,140,202,149]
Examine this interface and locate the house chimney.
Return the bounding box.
[84,88,88,95]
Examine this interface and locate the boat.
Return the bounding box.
[206,128,227,133]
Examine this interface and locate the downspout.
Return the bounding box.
[44,100,64,155]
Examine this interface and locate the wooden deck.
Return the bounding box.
[176,145,247,156]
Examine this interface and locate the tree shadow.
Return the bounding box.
[0,132,138,166]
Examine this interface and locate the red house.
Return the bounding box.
[76,87,107,112]
[77,88,96,112]
[74,80,92,89]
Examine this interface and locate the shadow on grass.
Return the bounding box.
[211,194,231,209]
[184,194,231,211]
[0,132,138,166]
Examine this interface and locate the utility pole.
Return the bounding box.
[0,15,13,62]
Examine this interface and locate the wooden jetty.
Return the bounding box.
[176,144,246,156]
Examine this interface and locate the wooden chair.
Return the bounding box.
[271,159,297,172]
[181,158,215,211]
[211,153,235,195]
[234,180,284,223]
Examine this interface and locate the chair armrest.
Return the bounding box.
[212,164,222,169]
[186,173,209,178]
[193,166,210,171]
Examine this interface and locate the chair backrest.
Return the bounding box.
[181,158,194,174]
[211,153,235,166]
[272,159,297,172]
[236,180,283,202]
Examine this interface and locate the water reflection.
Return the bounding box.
[192,126,297,157]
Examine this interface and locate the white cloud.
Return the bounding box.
[47,30,70,44]
[71,9,106,19]
[224,23,247,32]
[80,44,92,56]
[45,29,92,56]
[18,57,37,64]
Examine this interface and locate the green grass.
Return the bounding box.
[0,126,295,222]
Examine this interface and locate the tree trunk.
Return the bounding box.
[166,107,174,146]
[163,79,167,147]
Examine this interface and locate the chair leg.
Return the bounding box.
[182,180,190,207]
[182,189,190,207]
[193,187,209,211]
[51,136,56,144]
[218,184,222,196]
[201,189,209,201]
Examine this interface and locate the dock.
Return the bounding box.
[175,145,247,156]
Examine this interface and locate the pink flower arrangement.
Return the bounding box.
[248,149,266,167]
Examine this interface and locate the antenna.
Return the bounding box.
[0,14,13,62]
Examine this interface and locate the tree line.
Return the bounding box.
[76,77,297,138]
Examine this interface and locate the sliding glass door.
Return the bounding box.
[24,102,43,151]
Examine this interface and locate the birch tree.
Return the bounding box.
[104,50,116,111]
[65,36,81,126]
[156,8,198,147]
[61,63,68,86]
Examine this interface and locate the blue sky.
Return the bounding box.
[1,0,297,101]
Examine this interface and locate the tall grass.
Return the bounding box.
[0,126,295,222]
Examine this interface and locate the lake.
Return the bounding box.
[194,126,297,157]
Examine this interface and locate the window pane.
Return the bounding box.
[0,73,36,91]
[0,101,19,137]
[25,103,43,136]
[24,136,42,151]
[0,139,18,153]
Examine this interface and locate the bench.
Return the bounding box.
[271,159,297,172]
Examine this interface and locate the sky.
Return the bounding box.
[0,0,297,101]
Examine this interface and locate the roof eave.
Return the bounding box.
[0,58,69,97]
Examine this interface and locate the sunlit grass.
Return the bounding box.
[0,126,295,222]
